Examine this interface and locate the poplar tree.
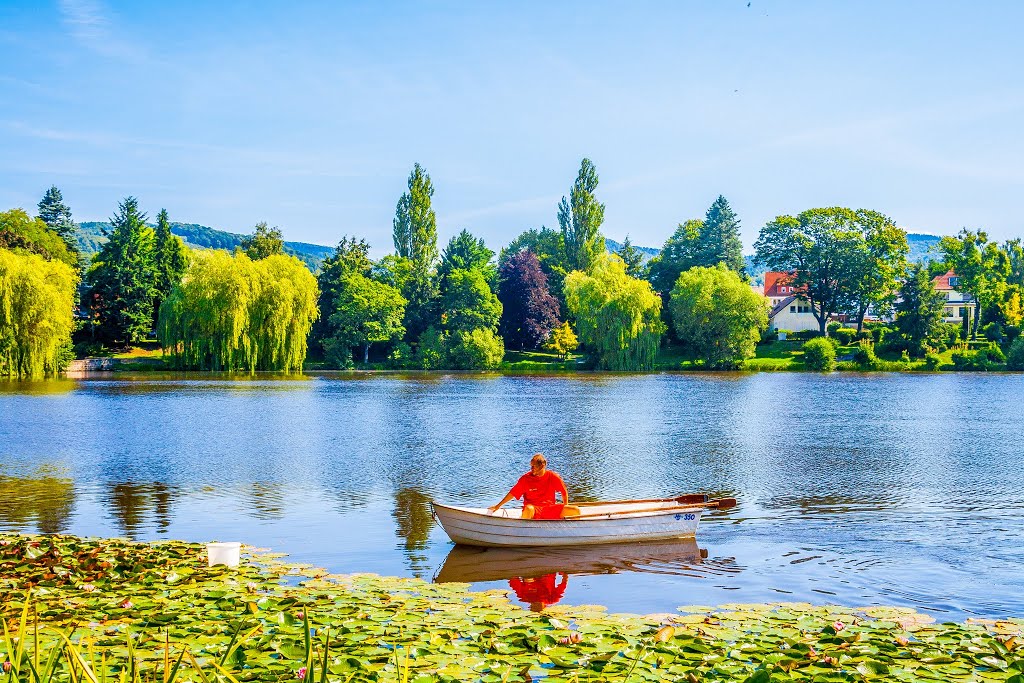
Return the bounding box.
[392,163,439,341]
[86,197,156,344]
[558,158,605,274]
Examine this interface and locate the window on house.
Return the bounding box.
[944,308,952,316]
[949,276,960,288]
[790,305,796,313]
[959,307,967,318]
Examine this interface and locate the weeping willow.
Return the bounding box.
[0,249,77,378]
[158,251,318,372]
[564,253,664,371]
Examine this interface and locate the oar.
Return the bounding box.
[673,494,737,510]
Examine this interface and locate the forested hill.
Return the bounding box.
[76,221,334,271]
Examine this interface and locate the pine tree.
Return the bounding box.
[558,158,606,273]
[86,197,156,344]
[36,185,81,263]
[700,195,745,274]
[616,235,645,278]
[152,209,188,322]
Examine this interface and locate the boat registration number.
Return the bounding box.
[675,513,696,521]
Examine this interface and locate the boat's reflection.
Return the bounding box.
[435,539,709,610]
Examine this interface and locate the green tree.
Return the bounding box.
[847,211,909,332]
[438,269,502,333]
[0,248,78,377]
[754,207,863,336]
[669,265,769,368]
[447,328,504,370]
[241,221,284,260]
[894,263,946,357]
[86,197,157,344]
[940,229,1009,338]
[36,186,80,261]
[558,158,605,274]
[701,195,745,275]
[152,209,188,323]
[438,229,496,289]
[0,208,77,268]
[158,251,318,372]
[615,235,645,278]
[646,219,705,295]
[393,163,438,272]
[313,236,372,348]
[324,273,406,366]
[564,254,664,370]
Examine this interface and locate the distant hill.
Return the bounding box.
[605,237,659,261]
[76,221,334,271]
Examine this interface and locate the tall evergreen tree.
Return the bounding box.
[86,197,156,344]
[646,219,705,295]
[36,185,80,262]
[152,209,188,323]
[558,158,605,273]
[438,229,496,289]
[895,263,946,357]
[312,236,372,352]
[701,195,745,274]
[616,235,645,278]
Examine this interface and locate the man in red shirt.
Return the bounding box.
[488,453,581,519]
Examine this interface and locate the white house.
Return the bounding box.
[763,272,819,332]
[931,270,975,325]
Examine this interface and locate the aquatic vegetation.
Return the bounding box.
[2,533,1024,682]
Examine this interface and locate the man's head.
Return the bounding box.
[530,453,547,475]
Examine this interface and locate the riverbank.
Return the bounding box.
[3,533,1022,682]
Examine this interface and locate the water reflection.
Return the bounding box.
[106,482,176,537]
[0,467,75,534]
[435,539,726,609]
[392,488,435,576]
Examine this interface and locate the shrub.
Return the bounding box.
[852,340,879,370]
[826,321,843,335]
[952,347,1005,371]
[791,329,823,341]
[447,328,505,370]
[871,326,891,344]
[1006,325,1022,344]
[803,337,836,372]
[983,321,1005,345]
[856,330,873,342]
[417,327,448,370]
[924,352,941,370]
[386,342,414,369]
[1007,336,1024,371]
[760,328,779,344]
[832,327,856,346]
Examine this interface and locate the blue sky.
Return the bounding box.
[1,1,1022,255]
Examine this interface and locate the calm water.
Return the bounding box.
[2,372,1024,619]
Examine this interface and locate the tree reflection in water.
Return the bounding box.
[107,482,176,537]
[0,466,75,534]
[392,488,435,577]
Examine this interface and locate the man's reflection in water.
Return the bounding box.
[508,572,568,612]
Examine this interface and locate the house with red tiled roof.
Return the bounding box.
[931,270,975,324]
[762,272,819,332]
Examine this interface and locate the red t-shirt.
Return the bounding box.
[510,470,567,506]
[509,573,568,606]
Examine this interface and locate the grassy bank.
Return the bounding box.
[2,534,1023,682]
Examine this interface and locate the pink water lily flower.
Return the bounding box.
[120,599,132,609]
[832,620,845,632]
[296,667,307,679]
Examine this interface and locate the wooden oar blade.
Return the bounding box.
[713,497,737,510]
[674,494,709,505]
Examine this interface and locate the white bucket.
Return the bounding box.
[206,541,241,567]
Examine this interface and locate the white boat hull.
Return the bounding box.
[430,501,704,547]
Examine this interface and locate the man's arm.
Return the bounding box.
[557,475,569,504]
[488,490,516,513]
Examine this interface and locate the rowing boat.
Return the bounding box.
[430,494,735,548]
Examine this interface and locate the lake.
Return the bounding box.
[2,371,1023,619]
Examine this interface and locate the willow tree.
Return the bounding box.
[158,251,318,372]
[0,249,77,377]
[564,253,664,370]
